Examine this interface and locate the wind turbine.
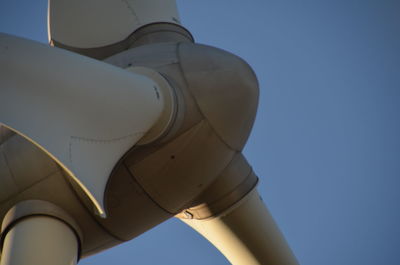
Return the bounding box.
[0,1,298,264]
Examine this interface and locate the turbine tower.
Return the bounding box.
[0,1,298,264]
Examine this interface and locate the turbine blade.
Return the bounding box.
[0,33,164,217]
[48,0,181,49]
[181,190,299,265]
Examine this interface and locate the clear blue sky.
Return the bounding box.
[1,1,400,264]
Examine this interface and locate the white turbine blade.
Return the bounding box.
[48,0,181,49]
[0,33,164,217]
[181,190,299,265]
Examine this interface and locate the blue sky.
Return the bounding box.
[1,1,400,264]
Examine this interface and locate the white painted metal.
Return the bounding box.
[181,190,299,265]
[0,33,164,217]
[0,216,78,265]
[48,0,181,48]
[127,66,176,145]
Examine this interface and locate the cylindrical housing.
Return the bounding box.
[0,216,79,265]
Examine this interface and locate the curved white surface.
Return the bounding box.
[48,0,181,48]
[0,33,164,217]
[181,190,299,265]
[1,216,78,265]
